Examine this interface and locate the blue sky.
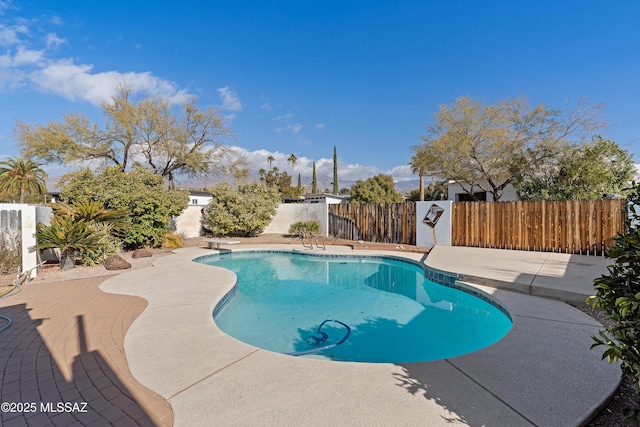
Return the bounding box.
[0,0,639,190]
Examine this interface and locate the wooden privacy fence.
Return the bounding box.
[329,202,416,245]
[451,199,628,255]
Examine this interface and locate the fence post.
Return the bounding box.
[416,201,453,248]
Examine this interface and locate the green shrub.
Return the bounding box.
[59,164,188,249]
[203,181,280,237]
[588,181,640,390]
[289,221,321,237]
[0,231,21,275]
[350,174,404,203]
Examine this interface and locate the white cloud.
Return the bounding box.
[29,59,191,105]
[289,123,304,134]
[0,1,17,15]
[226,147,392,183]
[45,33,66,49]
[0,24,27,46]
[315,123,325,129]
[12,46,44,66]
[0,17,191,106]
[272,113,294,121]
[217,86,242,112]
[260,102,272,110]
[50,15,63,26]
[386,164,414,182]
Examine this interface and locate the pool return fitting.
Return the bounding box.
[286,319,351,357]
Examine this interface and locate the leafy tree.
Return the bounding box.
[416,96,605,201]
[58,164,188,248]
[350,174,404,203]
[16,85,237,181]
[202,181,280,237]
[588,181,640,391]
[408,180,448,202]
[0,157,47,203]
[264,168,301,198]
[516,136,636,200]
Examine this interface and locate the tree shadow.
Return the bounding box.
[0,304,170,426]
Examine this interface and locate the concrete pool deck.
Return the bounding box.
[97,244,620,427]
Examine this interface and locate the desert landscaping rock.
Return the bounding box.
[132,249,153,258]
[105,255,132,270]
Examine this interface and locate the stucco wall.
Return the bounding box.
[172,203,329,238]
[171,205,204,238]
[263,203,329,236]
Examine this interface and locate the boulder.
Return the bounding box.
[104,255,131,270]
[132,249,153,259]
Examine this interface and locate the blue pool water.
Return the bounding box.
[197,252,512,363]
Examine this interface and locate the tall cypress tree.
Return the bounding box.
[311,162,318,193]
[297,173,301,190]
[333,146,339,194]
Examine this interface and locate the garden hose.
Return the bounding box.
[0,278,24,333]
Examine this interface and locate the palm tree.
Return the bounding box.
[267,155,275,169]
[287,153,298,177]
[409,146,433,201]
[258,168,267,183]
[0,157,47,203]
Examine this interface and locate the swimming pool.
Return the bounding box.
[197,251,512,363]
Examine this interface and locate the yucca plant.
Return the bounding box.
[35,217,105,270]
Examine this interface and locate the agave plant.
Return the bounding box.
[35,217,105,270]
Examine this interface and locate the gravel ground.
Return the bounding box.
[1,234,637,425]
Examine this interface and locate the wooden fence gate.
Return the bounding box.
[451,199,628,255]
[328,202,416,245]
